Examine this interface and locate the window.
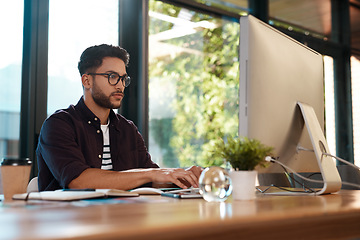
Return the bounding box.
[351,55,360,166]
[324,55,360,165]
[324,56,336,157]
[0,0,24,158]
[47,0,119,115]
[148,1,240,168]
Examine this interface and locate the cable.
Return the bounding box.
[265,156,324,184]
[296,145,314,153]
[265,154,360,190]
[277,160,315,189]
[256,184,317,194]
[321,152,360,189]
[322,152,360,171]
[341,181,360,189]
[297,144,359,172]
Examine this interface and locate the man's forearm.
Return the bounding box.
[68,166,202,190]
[68,168,155,190]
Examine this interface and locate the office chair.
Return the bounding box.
[27,176,39,192]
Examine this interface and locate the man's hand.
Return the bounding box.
[185,166,203,178]
[151,166,203,189]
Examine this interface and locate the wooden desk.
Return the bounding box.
[1,190,360,240]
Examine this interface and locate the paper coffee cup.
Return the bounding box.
[1,158,32,201]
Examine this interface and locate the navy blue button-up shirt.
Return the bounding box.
[36,97,159,191]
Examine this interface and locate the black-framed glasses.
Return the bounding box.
[88,72,131,87]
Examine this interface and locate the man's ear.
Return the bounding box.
[81,74,92,89]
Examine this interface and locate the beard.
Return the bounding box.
[91,82,123,109]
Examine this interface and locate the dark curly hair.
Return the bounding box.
[77,44,130,76]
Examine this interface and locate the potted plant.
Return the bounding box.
[214,136,273,200]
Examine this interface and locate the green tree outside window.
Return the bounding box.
[149,1,239,168]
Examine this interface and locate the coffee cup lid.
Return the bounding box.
[1,158,32,166]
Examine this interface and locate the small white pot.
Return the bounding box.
[229,170,257,200]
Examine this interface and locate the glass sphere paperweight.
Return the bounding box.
[199,166,232,202]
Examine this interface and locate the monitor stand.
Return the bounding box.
[296,102,342,195]
[260,102,342,196]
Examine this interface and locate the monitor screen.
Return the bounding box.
[239,15,325,173]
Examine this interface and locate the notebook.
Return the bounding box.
[130,187,182,195]
[12,189,139,201]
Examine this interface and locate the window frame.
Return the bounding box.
[18,0,355,179]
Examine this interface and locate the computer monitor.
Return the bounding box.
[238,15,341,194]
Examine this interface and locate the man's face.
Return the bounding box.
[90,57,127,109]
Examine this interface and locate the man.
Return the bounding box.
[37,44,202,191]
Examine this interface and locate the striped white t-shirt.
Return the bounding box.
[101,122,113,170]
